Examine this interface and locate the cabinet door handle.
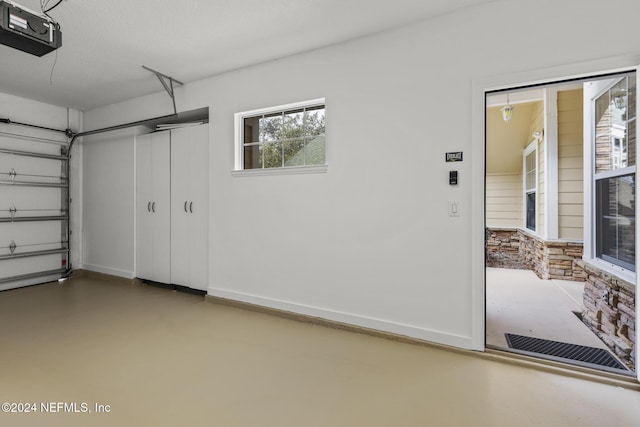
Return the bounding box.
[190,202,193,213]
[147,202,151,212]
[152,202,156,213]
[184,201,188,212]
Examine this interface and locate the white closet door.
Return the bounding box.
[170,128,191,286]
[151,131,171,283]
[135,134,153,280]
[187,124,209,290]
[170,124,209,290]
[136,131,171,283]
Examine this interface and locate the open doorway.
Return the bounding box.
[485,71,637,375]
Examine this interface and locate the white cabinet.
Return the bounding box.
[136,124,208,291]
[136,131,171,283]
[171,124,209,290]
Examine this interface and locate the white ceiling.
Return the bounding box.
[0,0,495,111]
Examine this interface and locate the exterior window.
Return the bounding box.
[594,75,636,271]
[526,192,536,231]
[524,144,537,231]
[238,101,325,170]
[596,174,635,270]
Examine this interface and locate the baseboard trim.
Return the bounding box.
[206,288,473,349]
[82,264,135,279]
[206,290,640,391]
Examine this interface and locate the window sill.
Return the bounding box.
[231,165,328,177]
[583,257,636,284]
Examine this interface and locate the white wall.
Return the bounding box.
[81,0,640,349]
[80,127,151,277]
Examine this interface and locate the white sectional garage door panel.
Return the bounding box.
[0,128,68,291]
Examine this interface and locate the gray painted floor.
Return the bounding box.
[1,270,639,426]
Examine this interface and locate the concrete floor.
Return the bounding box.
[1,271,639,426]
[486,268,610,350]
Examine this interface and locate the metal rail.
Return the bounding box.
[0,118,72,136]
[0,147,67,160]
[0,215,68,223]
[0,248,68,261]
[0,268,67,285]
[0,130,68,145]
[0,180,68,188]
[143,66,184,115]
[67,113,178,155]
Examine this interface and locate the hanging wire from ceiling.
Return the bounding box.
[49,49,58,85]
[41,0,63,15]
[39,0,64,85]
[40,0,63,26]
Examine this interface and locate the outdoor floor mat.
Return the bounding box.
[505,333,627,371]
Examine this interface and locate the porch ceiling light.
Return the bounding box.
[501,94,514,122]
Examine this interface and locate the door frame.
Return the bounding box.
[470,55,640,380]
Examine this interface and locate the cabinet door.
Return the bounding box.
[187,124,209,290]
[136,131,171,283]
[170,124,209,290]
[170,128,191,286]
[136,133,153,280]
[150,131,171,283]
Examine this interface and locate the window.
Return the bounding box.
[594,75,636,271]
[234,99,326,173]
[524,142,537,231]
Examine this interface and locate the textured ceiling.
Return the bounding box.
[0,0,494,111]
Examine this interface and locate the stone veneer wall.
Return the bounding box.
[577,260,635,371]
[485,229,526,269]
[518,230,585,281]
[487,228,635,370]
[486,227,585,280]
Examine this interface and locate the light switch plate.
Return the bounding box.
[449,201,459,217]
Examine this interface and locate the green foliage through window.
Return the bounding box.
[243,104,325,169]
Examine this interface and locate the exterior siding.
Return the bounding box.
[558,89,584,240]
[486,173,523,228]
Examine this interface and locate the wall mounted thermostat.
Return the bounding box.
[449,170,458,185]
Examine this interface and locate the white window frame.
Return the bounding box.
[585,74,637,282]
[232,98,327,177]
[523,140,538,233]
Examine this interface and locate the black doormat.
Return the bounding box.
[505,333,627,371]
